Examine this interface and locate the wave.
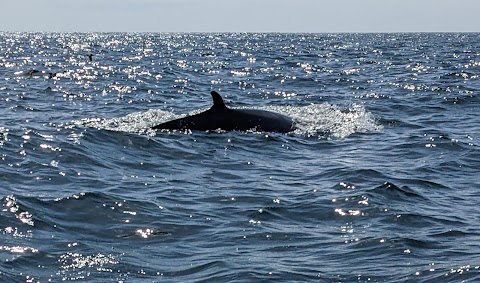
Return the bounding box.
[68,102,383,140]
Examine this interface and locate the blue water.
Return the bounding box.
[1,32,479,282]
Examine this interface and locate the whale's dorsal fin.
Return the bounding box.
[210,91,227,110]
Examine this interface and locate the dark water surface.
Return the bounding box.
[1,32,479,282]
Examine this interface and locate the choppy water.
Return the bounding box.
[1,32,479,282]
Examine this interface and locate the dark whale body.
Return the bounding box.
[152,91,294,133]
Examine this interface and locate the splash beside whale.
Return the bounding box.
[152,91,294,133]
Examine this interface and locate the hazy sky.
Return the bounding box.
[1,0,479,33]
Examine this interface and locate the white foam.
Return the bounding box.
[70,109,185,136]
[70,104,382,139]
[264,103,383,139]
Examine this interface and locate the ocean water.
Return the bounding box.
[0,32,479,282]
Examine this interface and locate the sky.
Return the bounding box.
[1,0,479,33]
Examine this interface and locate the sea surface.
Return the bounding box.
[0,32,479,282]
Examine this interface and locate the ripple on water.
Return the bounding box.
[1,32,479,282]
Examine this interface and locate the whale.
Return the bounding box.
[152,91,294,133]
[25,69,67,78]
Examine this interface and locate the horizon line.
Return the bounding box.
[1,30,479,34]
